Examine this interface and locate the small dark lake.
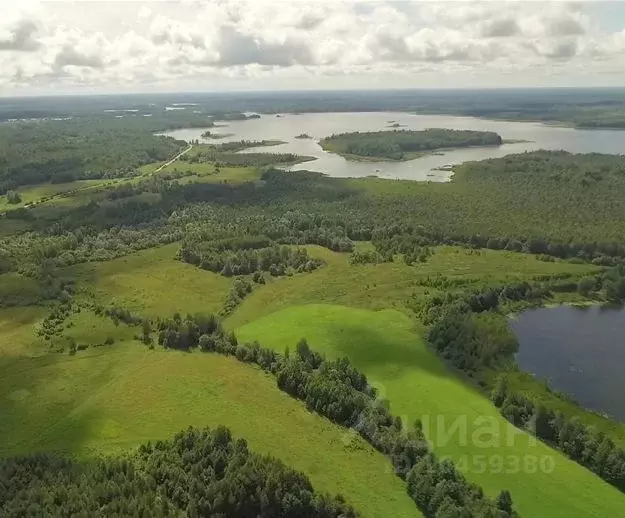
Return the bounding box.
[511,305,625,421]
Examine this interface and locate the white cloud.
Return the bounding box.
[0,1,625,94]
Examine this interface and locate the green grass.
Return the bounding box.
[64,310,138,346]
[0,344,418,518]
[70,244,232,318]
[0,272,46,306]
[146,159,262,184]
[236,304,625,518]
[1,243,609,516]
[226,244,596,328]
[0,180,103,211]
[157,162,262,184]
[0,306,47,357]
[506,370,625,449]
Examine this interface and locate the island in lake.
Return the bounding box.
[212,112,260,121]
[201,130,234,139]
[295,133,312,139]
[319,128,503,161]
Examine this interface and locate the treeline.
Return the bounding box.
[182,142,308,167]
[371,221,625,263]
[576,265,625,301]
[98,305,144,326]
[0,186,357,277]
[213,152,307,167]
[492,378,625,493]
[6,155,625,286]
[420,282,548,372]
[222,277,256,316]
[372,231,433,264]
[200,140,278,153]
[179,244,324,277]
[4,89,625,128]
[0,270,73,308]
[37,300,74,340]
[152,312,519,517]
[320,129,502,160]
[0,426,355,517]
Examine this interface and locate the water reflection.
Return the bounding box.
[163,112,625,181]
[511,304,625,421]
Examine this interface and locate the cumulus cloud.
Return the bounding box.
[0,14,41,51]
[480,17,521,38]
[1,1,625,92]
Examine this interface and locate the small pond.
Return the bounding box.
[511,304,625,421]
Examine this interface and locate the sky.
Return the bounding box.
[2,1,625,96]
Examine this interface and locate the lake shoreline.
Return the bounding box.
[511,302,625,423]
[162,111,625,182]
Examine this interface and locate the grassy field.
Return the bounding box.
[64,310,138,346]
[0,272,47,306]
[70,244,232,317]
[0,343,418,518]
[2,242,613,517]
[61,243,595,331]
[154,161,262,184]
[236,304,625,518]
[506,370,625,449]
[226,244,596,328]
[0,306,47,358]
[0,180,103,211]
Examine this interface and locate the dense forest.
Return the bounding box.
[4,151,625,305]
[0,426,356,517]
[3,89,624,128]
[0,114,280,194]
[320,129,503,160]
[0,118,186,193]
[179,243,324,277]
[180,141,311,167]
[418,281,547,373]
[359,151,625,250]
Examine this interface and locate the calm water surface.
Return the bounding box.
[511,305,625,421]
[163,112,625,181]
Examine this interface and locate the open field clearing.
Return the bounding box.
[0,180,103,211]
[227,244,597,328]
[154,161,262,183]
[0,307,47,358]
[237,303,625,518]
[70,244,232,318]
[0,343,418,518]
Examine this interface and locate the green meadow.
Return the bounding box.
[3,101,625,516]
[70,243,232,317]
[0,179,103,211]
[1,229,622,517]
[153,161,262,184]
[236,304,625,518]
[226,243,596,328]
[0,337,417,518]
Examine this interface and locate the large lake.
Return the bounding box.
[163,112,625,181]
[511,305,625,421]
